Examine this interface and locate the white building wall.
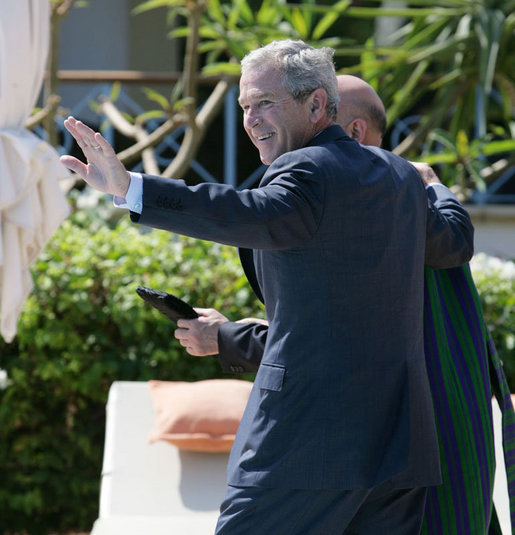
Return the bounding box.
[469,205,515,260]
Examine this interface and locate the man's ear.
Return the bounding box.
[308,88,328,122]
[346,118,368,144]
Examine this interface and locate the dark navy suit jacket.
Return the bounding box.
[131,125,473,490]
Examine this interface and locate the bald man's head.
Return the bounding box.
[336,75,387,147]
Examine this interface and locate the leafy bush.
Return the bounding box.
[470,253,515,392]
[0,210,262,534]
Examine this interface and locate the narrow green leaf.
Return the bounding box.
[142,87,170,111]
[344,6,466,18]
[170,81,183,103]
[407,35,468,64]
[256,0,280,26]
[421,152,459,165]
[428,69,462,90]
[481,139,515,156]
[464,160,486,190]
[400,18,450,51]
[312,0,350,41]
[358,38,378,85]
[170,27,190,38]
[228,0,254,28]
[137,110,168,123]
[202,62,242,76]
[387,61,429,123]
[198,26,223,39]
[173,97,195,112]
[478,9,505,94]
[132,0,184,16]
[290,8,309,39]
[456,129,469,158]
[109,81,121,102]
[206,0,225,25]
[428,129,457,149]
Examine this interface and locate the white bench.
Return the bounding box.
[90,381,229,535]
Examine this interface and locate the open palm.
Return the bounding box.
[60,116,130,198]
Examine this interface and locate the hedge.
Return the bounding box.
[0,208,263,534]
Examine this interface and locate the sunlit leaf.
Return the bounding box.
[137,110,168,122]
[387,61,429,124]
[344,6,466,18]
[427,129,458,151]
[416,152,459,165]
[481,139,515,156]
[456,129,469,158]
[289,8,309,39]
[256,0,280,26]
[464,160,486,190]
[109,81,121,102]
[202,62,242,76]
[132,0,185,16]
[142,87,170,110]
[206,0,224,25]
[312,0,350,41]
[173,97,195,111]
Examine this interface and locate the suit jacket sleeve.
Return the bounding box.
[425,183,474,269]
[129,158,325,251]
[217,322,268,373]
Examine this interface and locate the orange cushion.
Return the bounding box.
[148,379,253,452]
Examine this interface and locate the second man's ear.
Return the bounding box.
[346,118,368,144]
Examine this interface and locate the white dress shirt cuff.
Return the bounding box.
[113,172,143,213]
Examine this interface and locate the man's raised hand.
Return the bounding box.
[60,116,130,198]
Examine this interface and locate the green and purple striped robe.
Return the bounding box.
[421,265,515,534]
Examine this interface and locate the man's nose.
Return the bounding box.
[244,109,261,129]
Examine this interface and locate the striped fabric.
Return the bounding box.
[421,265,515,534]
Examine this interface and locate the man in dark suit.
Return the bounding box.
[61,40,474,534]
[173,74,447,370]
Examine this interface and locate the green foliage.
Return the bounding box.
[0,210,262,534]
[335,0,515,197]
[134,0,352,76]
[471,253,515,391]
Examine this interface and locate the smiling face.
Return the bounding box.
[238,67,317,165]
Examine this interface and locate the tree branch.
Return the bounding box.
[162,77,236,179]
[25,95,61,130]
[100,100,160,175]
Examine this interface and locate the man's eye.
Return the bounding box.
[259,100,271,107]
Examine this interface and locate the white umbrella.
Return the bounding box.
[0,0,70,342]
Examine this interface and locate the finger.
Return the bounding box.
[91,132,114,155]
[63,117,93,154]
[59,155,88,177]
[177,318,196,328]
[174,333,189,347]
[174,328,187,339]
[64,117,106,154]
[193,308,215,315]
